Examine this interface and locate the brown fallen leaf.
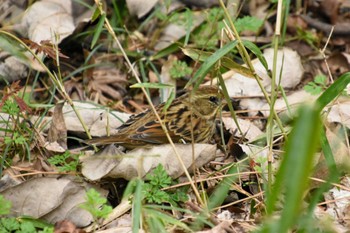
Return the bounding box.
[0,176,107,227]
[48,102,67,149]
[81,143,217,180]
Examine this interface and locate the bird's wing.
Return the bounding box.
[129,118,182,144]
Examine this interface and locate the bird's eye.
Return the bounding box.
[209,96,218,103]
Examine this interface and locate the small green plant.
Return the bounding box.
[0,81,33,173]
[296,28,319,48]
[0,195,53,233]
[169,60,193,78]
[0,195,12,215]
[0,218,53,233]
[47,151,80,172]
[304,74,327,95]
[4,131,26,145]
[2,99,30,148]
[234,16,264,34]
[142,164,188,205]
[80,188,112,222]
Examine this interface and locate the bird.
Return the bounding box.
[85,85,225,149]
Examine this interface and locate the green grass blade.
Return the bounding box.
[132,179,143,233]
[298,127,339,232]
[315,72,350,112]
[242,40,268,71]
[182,47,254,78]
[187,40,238,90]
[263,105,321,233]
[91,14,106,49]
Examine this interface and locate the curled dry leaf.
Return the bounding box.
[126,0,158,18]
[327,98,350,129]
[0,174,21,193]
[221,117,263,142]
[47,102,67,149]
[81,143,217,180]
[44,141,66,153]
[0,176,107,227]
[21,0,75,43]
[0,56,29,83]
[224,47,304,98]
[33,102,131,137]
[18,0,92,72]
[21,0,93,43]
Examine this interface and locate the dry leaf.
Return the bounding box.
[159,55,177,100]
[222,117,263,142]
[328,99,350,129]
[48,102,67,149]
[224,47,304,98]
[260,89,317,117]
[81,143,217,180]
[0,176,107,227]
[42,102,131,137]
[126,0,158,18]
[155,12,206,50]
[21,0,75,43]
[44,141,66,153]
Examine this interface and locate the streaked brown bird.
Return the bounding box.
[86,85,225,149]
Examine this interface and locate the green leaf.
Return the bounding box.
[314,74,327,85]
[304,82,322,95]
[150,42,182,60]
[132,179,143,233]
[182,48,254,78]
[234,16,264,33]
[264,105,321,232]
[79,188,112,220]
[188,40,239,90]
[0,195,11,215]
[18,217,53,230]
[1,218,19,231]
[315,72,350,112]
[91,7,101,22]
[47,151,79,172]
[169,60,193,78]
[163,89,175,112]
[2,99,20,115]
[242,40,268,71]
[144,206,191,232]
[91,14,106,49]
[19,221,36,233]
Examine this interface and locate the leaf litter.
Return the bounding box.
[1,0,350,232]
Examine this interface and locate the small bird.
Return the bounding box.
[86,85,225,149]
